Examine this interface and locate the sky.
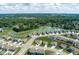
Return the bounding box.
[0,3,79,14]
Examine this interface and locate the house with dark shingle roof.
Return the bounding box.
[67,46,77,53]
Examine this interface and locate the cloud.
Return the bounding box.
[0,3,79,13]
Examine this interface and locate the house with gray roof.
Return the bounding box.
[60,43,67,49]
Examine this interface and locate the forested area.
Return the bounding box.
[0,15,79,32]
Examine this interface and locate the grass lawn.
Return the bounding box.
[32,41,36,46]
[0,27,12,36]
[63,47,71,54]
[55,40,63,49]
[36,36,54,47]
[11,26,53,38]
[0,26,64,38]
[36,36,52,43]
[13,47,21,55]
[45,50,55,55]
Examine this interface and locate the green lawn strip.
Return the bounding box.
[45,50,55,55]
[40,42,45,47]
[0,27,12,36]
[63,49,70,54]
[55,40,63,49]
[13,47,21,55]
[63,46,71,54]
[45,50,51,55]
[32,41,36,46]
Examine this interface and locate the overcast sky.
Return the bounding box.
[0,3,79,13]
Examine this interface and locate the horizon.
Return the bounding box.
[1,13,79,14]
[0,3,79,14]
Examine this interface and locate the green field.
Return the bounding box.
[0,26,64,38]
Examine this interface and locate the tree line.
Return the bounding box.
[0,15,79,32]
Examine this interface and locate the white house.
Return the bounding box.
[0,28,3,32]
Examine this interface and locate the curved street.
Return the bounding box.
[16,32,79,55]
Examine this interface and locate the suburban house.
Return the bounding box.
[0,28,3,32]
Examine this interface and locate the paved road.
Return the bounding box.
[16,32,79,55]
[16,36,37,55]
